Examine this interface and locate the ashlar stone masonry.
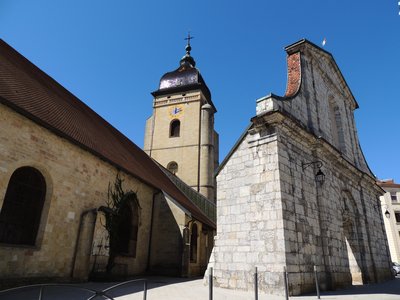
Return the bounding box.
[206,39,391,296]
[0,38,216,286]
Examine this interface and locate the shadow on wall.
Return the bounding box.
[149,194,183,276]
[340,190,377,287]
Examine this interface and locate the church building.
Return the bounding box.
[0,38,216,285]
[206,39,392,295]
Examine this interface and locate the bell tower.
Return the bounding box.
[144,36,218,201]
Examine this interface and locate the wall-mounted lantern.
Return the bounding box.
[302,160,325,185]
[374,202,390,219]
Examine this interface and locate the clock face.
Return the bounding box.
[170,105,183,118]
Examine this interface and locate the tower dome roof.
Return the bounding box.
[152,39,212,102]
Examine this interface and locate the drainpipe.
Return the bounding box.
[148,106,157,157]
[197,102,202,193]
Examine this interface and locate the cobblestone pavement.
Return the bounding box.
[1,276,399,299]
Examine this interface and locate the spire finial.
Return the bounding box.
[180,32,196,67]
[184,32,194,54]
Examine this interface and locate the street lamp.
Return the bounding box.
[302,160,325,185]
[374,202,390,219]
[385,209,390,219]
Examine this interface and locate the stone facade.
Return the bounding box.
[0,103,155,281]
[144,44,218,202]
[144,90,217,200]
[143,43,218,277]
[207,40,392,296]
[149,193,213,277]
[0,39,216,286]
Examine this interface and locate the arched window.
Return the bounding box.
[190,223,198,263]
[170,119,180,137]
[167,161,178,175]
[0,167,46,246]
[115,194,139,257]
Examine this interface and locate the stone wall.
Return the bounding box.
[208,40,391,296]
[144,91,203,190]
[209,126,287,294]
[256,44,370,175]
[276,118,391,294]
[149,192,185,276]
[144,90,218,201]
[0,103,155,281]
[209,113,391,295]
[149,191,214,277]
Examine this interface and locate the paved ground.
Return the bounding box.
[1,276,400,299]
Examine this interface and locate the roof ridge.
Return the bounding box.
[157,162,216,222]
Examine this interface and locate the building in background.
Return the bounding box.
[378,179,400,263]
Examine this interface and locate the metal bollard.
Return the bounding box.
[283,266,289,300]
[254,267,258,300]
[38,286,44,300]
[209,267,213,300]
[143,279,147,300]
[314,265,320,299]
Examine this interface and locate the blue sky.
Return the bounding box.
[1,1,399,182]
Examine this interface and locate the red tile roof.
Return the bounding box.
[377,179,400,189]
[0,39,215,229]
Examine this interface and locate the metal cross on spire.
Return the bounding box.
[184,32,194,46]
[180,32,196,66]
